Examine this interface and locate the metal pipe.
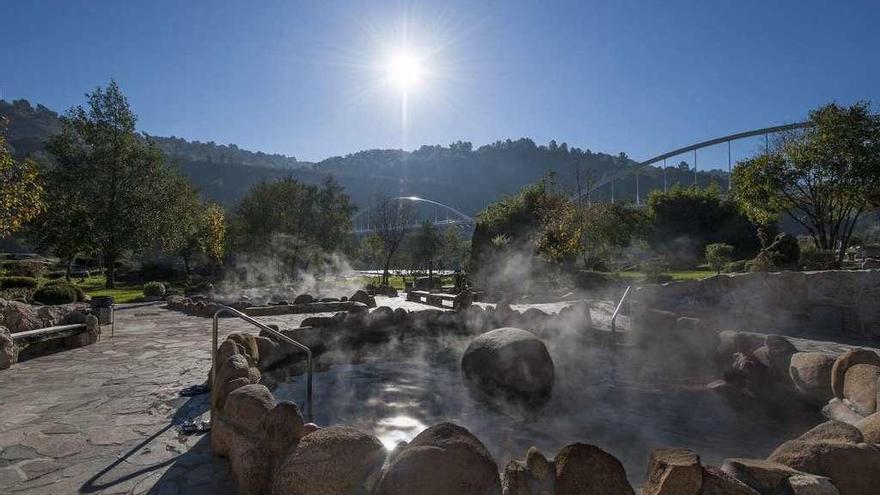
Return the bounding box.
[727,140,732,192]
[212,306,313,421]
[663,158,667,193]
[610,285,631,334]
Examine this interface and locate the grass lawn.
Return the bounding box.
[616,269,716,282]
[72,275,147,303]
[356,274,458,291]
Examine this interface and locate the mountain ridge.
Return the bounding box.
[1,98,725,214]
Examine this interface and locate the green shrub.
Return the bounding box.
[1,260,47,278]
[0,276,39,289]
[724,260,747,273]
[800,246,840,271]
[749,251,776,272]
[33,284,78,305]
[42,279,86,302]
[706,243,734,274]
[140,260,179,283]
[143,281,167,297]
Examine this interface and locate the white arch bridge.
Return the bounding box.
[351,196,476,234]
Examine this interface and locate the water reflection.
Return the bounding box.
[272,339,820,483]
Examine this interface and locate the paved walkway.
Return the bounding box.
[0,303,306,495]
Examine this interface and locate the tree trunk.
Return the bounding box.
[65,259,73,281]
[182,253,191,283]
[382,252,394,286]
[105,255,116,289]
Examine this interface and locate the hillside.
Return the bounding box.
[1,98,727,214]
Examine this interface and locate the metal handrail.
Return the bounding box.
[610,285,631,333]
[212,305,313,421]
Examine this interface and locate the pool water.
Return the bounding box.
[272,339,820,483]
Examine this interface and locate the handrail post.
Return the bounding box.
[610,285,631,334]
[211,306,313,422]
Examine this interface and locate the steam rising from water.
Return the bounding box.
[272,333,820,483]
[214,249,361,305]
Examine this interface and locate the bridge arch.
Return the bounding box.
[351,196,476,234]
[584,121,811,205]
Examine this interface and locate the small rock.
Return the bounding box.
[554,443,633,495]
[642,447,702,495]
[790,352,837,403]
[375,422,501,495]
[785,474,840,495]
[700,465,759,495]
[721,458,803,494]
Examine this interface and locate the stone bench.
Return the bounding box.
[1,316,100,369]
[407,290,472,309]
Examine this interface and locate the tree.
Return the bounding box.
[439,227,469,272]
[706,243,734,274]
[539,200,646,268]
[153,174,227,281]
[733,102,880,262]
[44,81,176,287]
[229,176,354,270]
[371,196,414,286]
[27,164,94,279]
[412,220,442,279]
[647,184,760,267]
[203,203,226,274]
[0,124,43,238]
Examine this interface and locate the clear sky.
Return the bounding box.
[2,0,879,167]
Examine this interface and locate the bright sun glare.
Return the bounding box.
[387,50,425,92]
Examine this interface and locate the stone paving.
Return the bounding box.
[1,295,875,494]
[0,302,339,495]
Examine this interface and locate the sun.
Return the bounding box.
[387,50,425,92]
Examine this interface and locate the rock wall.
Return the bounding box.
[633,270,880,340]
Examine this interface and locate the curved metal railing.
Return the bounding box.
[610,285,631,334]
[212,305,313,421]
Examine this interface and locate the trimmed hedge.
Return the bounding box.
[33,284,78,305]
[1,260,47,278]
[143,281,166,297]
[0,276,39,290]
[42,279,86,302]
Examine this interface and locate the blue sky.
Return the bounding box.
[2,0,879,167]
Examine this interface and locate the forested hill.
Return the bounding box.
[1,98,727,214]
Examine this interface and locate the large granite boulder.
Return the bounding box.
[795,421,864,445]
[855,412,880,444]
[842,364,880,416]
[375,422,501,495]
[461,327,555,405]
[721,458,805,494]
[271,426,386,495]
[2,301,41,333]
[0,326,16,370]
[768,441,880,495]
[700,466,759,495]
[642,448,702,495]
[554,443,633,495]
[224,384,275,435]
[790,352,837,403]
[293,294,315,305]
[753,335,797,380]
[350,290,376,308]
[830,349,880,400]
[502,447,555,495]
